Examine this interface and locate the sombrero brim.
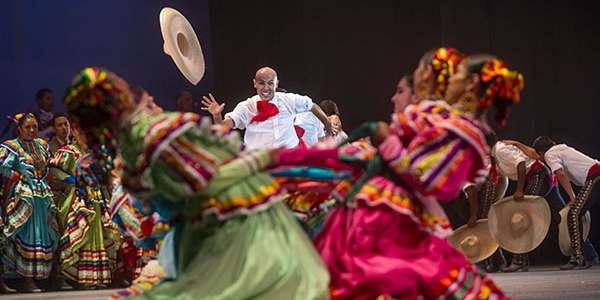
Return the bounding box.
[447,219,499,263]
[558,206,591,256]
[493,176,509,202]
[488,195,551,254]
[159,7,205,85]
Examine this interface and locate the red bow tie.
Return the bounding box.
[250,100,279,124]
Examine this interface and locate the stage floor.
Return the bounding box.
[491,264,600,299]
[1,265,599,299]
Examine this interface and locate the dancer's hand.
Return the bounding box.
[324,121,340,137]
[266,147,284,168]
[501,139,517,145]
[513,190,524,201]
[201,93,225,116]
[371,122,391,147]
[467,215,477,228]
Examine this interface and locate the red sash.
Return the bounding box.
[527,160,556,186]
[587,163,600,179]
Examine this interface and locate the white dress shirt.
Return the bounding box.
[225,92,313,150]
[491,141,537,181]
[544,144,599,186]
[294,111,325,147]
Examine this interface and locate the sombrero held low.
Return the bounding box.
[159,7,205,85]
[488,195,551,254]
[493,175,509,202]
[558,206,591,256]
[447,219,499,263]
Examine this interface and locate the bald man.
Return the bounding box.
[202,66,336,150]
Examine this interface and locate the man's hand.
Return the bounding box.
[467,215,477,228]
[324,121,340,137]
[513,190,524,201]
[201,93,225,116]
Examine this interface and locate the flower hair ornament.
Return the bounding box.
[64,66,129,172]
[64,67,125,123]
[478,59,525,126]
[12,112,35,125]
[431,47,466,99]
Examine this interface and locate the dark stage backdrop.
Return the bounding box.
[0,0,213,126]
[208,0,600,262]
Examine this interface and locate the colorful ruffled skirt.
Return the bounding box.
[314,176,509,300]
[2,181,59,279]
[112,167,330,299]
[59,194,122,285]
[112,203,329,300]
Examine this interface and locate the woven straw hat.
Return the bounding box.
[159,7,205,85]
[493,175,509,202]
[447,219,499,263]
[558,206,591,256]
[488,195,551,254]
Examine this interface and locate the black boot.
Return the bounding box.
[560,258,591,270]
[502,253,529,272]
[486,248,507,273]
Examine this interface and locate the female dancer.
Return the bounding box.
[0,113,60,293]
[444,53,524,127]
[108,85,167,286]
[50,125,121,289]
[274,53,523,299]
[63,67,329,299]
[390,74,416,113]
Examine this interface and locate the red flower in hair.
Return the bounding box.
[478,59,525,126]
[431,48,466,98]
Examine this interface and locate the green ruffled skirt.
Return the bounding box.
[129,202,329,300]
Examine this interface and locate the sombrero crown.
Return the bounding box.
[488,195,550,254]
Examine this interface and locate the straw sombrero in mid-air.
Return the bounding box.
[159,7,205,85]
